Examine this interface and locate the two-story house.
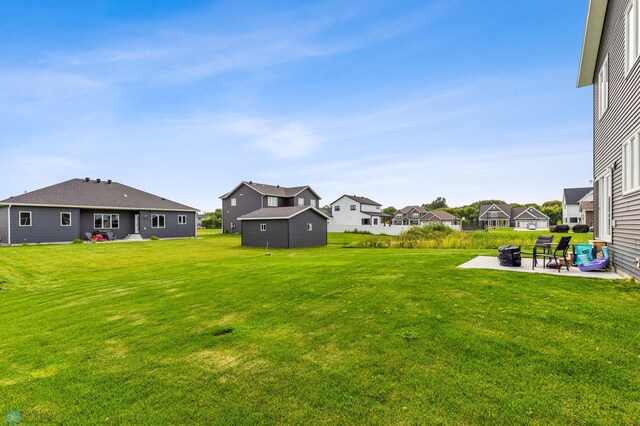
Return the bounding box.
[562,187,593,224]
[329,195,389,227]
[393,206,428,226]
[219,181,328,248]
[577,0,640,280]
[420,210,458,227]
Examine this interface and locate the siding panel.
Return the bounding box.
[593,0,640,280]
[241,220,289,248]
[0,206,8,243]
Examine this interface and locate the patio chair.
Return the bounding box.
[520,235,553,270]
[106,231,116,241]
[85,232,92,240]
[536,236,572,272]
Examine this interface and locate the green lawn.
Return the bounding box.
[1,233,639,424]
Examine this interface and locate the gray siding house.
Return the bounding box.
[219,181,321,234]
[0,178,197,244]
[578,0,640,280]
[238,206,329,248]
[479,204,549,229]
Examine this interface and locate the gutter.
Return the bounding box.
[7,204,11,245]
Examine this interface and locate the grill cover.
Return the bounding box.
[498,245,521,267]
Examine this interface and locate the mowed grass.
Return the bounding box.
[1,233,639,424]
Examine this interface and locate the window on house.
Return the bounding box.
[412,213,419,218]
[151,214,165,228]
[60,212,71,226]
[310,199,316,208]
[298,198,305,206]
[334,205,341,211]
[230,198,237,206]
[489,212,498,218]
[623,132,640,194]
[19,211,31,226]
[373,218,379,225]
[361,218,371,225]
[626,0,640,74]
[94,214,120,229]
[307,223,312,231]
[569,217,579,224]
[260,223,266,231]
[396,213,403,218]
[267,196,278,207]
[598,56,609,118]
[349,205,356,211]
[178,215,187,225]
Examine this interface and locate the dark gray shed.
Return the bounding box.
[238,206,329,248]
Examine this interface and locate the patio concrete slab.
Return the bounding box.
[458,256,621,280]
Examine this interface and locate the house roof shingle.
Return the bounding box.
[563,187,593,205]
[330,195,382,206]
[479,204,512,217]
[398,205,428,215]
[0,178,197,211]
[220,181,320,200]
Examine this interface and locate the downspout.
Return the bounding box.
[7,204,11,245]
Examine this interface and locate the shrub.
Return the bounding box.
[345,229,372,234]
[151,236,159,241]
[72,239,84,244]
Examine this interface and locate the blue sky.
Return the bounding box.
[0,0,592,211]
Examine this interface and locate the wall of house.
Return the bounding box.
[0,206,8,244]
[330,197,369,226]
[222,184,263,234]
[291,189,319,208]
[563,204,581,223]
[241,219,289,248]
[288,210,327,247]
[79,210,135,239]
[138,211,196,239]
[10,207,81,243]
[593,0,640,280]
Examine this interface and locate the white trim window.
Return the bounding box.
[298,198,305,206]
[230,198,237,206]
[489,211,498,218]
[597,171,613,242]
[598,56,609,118]
[94,214,120,229]
[267,196,278,207]
[310,199,316,208]
[19,211,32,226]
[334,205,341,212]
[626,0,640,74]
[623,131,640,194]
[350,205,357,211]
[60,212,72,226]
[260,223,267,231]
[178,215,187,225]
[151,214,165,228]
[307,223,313,231]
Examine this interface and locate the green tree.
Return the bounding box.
[540,201,562,225]
[422,197,448,210]
[201,208,223,229]
[382,206,397,216]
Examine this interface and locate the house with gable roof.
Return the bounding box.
[479,204,549,229]
[219,181,328,248]
[329,195,390,227]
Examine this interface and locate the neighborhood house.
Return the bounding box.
[562,187,593,225]
[479,204,550,229]
[329,195,390,227]
[220,181,328,248]
[0,178,197,244]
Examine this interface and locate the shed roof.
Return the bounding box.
[0,178,197,211]
[237,206,330,221]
